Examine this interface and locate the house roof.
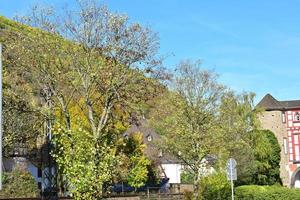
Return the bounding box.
[256,94,300,111]
[125,120,181,164]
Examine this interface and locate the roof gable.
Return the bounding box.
[257,94,300,111]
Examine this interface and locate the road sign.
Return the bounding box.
[227,158,237,200]
[227,158,237,181]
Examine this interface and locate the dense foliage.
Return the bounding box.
[235,185,300,200]
[149,60,262,199]
[199,172,231,200]
[1,2,163,198]
[1,16,43,160]
[0,1,282,199]
[0,167,39,198]
[250,130,281,185]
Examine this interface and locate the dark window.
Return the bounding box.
[38,168,42,178]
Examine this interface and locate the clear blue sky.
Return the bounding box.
[1,0,300,103]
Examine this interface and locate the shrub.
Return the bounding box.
[199,172,231,200]
[183,190,193,200]
[0,167,39,198]
[235,185,300,200]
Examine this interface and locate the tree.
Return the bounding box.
[0,167,39,198]
[149,60,225,199]
[218,92,281,186]
[127,155,151,189]
[149,61,268,199]
[52,124,117,199]
[250,129,281,185]
[13,0,163,137]
[7,1,164,198]
[1,17,44,163]
[216,92,281,185]
[217,92,260,186]
[114,132,152,188]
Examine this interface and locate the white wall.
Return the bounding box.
[161,163,181,184]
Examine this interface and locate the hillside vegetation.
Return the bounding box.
[1,12,164,198]
[0,2,283,198]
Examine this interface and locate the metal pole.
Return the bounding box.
[230,161,234,200]
[0,43,3,191]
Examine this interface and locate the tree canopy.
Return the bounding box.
[0,1,282,199]
[1,1,165,198]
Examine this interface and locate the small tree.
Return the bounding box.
[127,155,151,189]
[199,172,231,200]
[52,124,117,199]
[0,167,39,198]
[117,132,152,188]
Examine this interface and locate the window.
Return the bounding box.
[283,138,288,154]
[294,112,300,121]
[147,135,152,142]
[282,112,286,123]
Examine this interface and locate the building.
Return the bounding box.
[257,94,300,187]
[125,120,182,184]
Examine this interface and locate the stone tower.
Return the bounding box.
[257,94,300,187]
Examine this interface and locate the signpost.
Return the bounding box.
[227,158,237,200]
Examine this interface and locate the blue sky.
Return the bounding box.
[1,0,300,103]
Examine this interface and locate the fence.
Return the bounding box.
[0,184,192,200]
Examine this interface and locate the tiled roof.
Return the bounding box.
[125,120,181,164]
[256,94,300,111]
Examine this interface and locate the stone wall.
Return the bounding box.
[106,197,140,200]
[259,110,290,186]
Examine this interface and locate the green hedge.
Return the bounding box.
[200,172,231,200]
[235,185,300,200]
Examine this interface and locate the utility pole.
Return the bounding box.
[0,43,3,191]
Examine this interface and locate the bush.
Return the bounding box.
[0,167,39,198]
[235,185,300,200]
[183,190,193,200]
[199,172,231,200]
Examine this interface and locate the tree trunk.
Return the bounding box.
[194,168,202,200]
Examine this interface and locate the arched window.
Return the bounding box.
[147,135,152,142]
